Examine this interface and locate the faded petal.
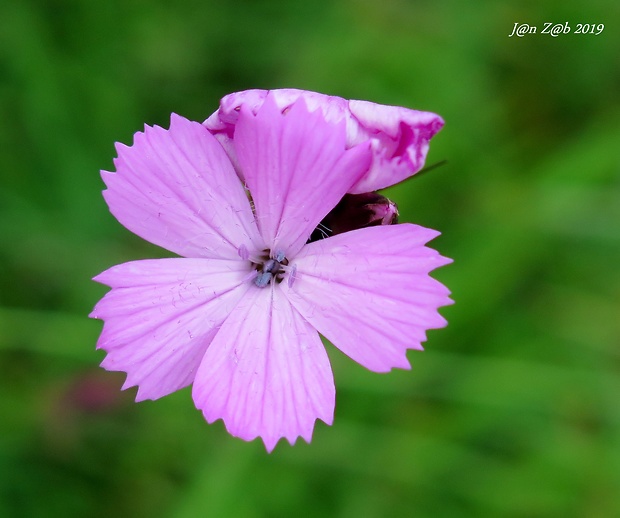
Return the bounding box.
[348,100,444,192]
[192,287,335,452]
[281,225,452,372]
[90,258,251,401]
[233,93,371,256]
[204,88,443,193]
[102,114,262,260]
[204,89,349,135]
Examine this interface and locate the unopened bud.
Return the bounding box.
[309,192,399,242]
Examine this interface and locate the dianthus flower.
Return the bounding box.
[90,89,452,451]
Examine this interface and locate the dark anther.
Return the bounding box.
[253,249,289,288]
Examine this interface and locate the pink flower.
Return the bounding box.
[90,91,452,451]
[204,88,444,193]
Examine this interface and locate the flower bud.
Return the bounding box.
[309,192,398,242]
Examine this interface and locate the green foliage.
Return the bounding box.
[1,0,618,516]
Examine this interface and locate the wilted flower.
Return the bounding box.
[90,90,451,451]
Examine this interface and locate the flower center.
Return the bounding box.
[253,249,289,288]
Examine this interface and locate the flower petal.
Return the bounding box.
[90,258,252,401]
[233,92,372,256]
[192,287,335,452]
[102,113,262,260]
[281,225,452,372]
[204,89,349,135]
[204,88,443,193]
[347,100,444,192]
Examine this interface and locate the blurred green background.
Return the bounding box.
[1,0,618,516]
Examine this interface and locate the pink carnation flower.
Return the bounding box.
[90,90,452,451]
